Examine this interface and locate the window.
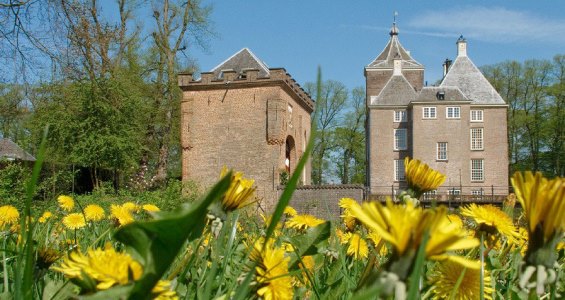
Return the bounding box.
[471,128,484,150]
[446,107,460,119]
[423,107,436,119]
[448,189,461,195]
[394,110,407,122]
[471,159,484,181]
[394,159,405,181]
[437,142,448,160]
[471,110,483,122]
[394,129,407,150]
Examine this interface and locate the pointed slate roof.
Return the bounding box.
[367,23,423,69]
[440,52,505,104]
[371,74,417,105]
[0,138,35,161]
[210,48,270,79]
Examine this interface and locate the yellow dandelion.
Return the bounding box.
[142,204,160,212]
[220,166,256,212]
[339,198,359,231]
[0,205,19,227]
[62,213,86,230]
[460,204,519,243]
[349,198,480,275]
[428,260,493,300]
[57,195,75,211]
[38,211,53,223]
[122,202,139,212]
[152,280,179,300]
[84,204,105,221]
[285,214,325,231]
[110,204,134,226]
[511,171,564,244]
[51,243,143,290]
[367,231,389,256]
[251,241,293,300]
[404,157,446,197]
[283,206,297,217]
[342,232,369,260]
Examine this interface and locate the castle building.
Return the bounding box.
[178,48,314,209]
[365,23,509,199]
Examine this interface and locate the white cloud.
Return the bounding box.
[408,6,565,44]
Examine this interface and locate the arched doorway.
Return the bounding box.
[285,135,296,174]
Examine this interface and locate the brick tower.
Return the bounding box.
[178,48,314,209]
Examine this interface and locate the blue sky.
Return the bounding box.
[189,1,565,91]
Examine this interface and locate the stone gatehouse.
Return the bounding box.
[178,48,314,209]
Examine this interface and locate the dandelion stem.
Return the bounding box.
[480,232,485,300]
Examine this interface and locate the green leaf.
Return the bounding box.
[114,173,231,300]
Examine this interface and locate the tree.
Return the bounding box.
[137,0,212,186]
[331,86,365,184]
[482,56,565,178]
[305,80,347,184]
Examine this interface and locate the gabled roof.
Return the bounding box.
[0,138,35,161]
[371,74,417,105]
[414,86,469,102]
[440,56,505,104]
[210,48,270,79]
[367,23,423,69]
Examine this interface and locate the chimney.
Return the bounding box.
[393,56,402,76]
[456,35,467,57]
[442,58,452,77]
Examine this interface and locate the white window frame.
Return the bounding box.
[394,159,405,181]
[437,142,448,161]
[448,189,461,195]
[446,106,461,119]
[471,159,484,182]
[471,110,483,122]
[423,107,436,119]
[394,110,407,122]
[470,128,484,150]
[471,189,484,196]
[394,129,407,150]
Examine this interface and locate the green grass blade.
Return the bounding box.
[407,229,429,299]
[18,125,49,299]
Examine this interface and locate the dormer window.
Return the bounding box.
[436,91,445,100]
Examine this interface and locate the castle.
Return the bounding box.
[178,22,509,210]
[365,23,508,200]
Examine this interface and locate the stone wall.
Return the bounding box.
[276,184,365,220]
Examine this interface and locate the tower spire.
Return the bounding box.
[390,11,399,36]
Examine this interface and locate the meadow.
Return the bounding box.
[0,158,563,300]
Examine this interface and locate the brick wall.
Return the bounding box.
[276,185,365,220]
